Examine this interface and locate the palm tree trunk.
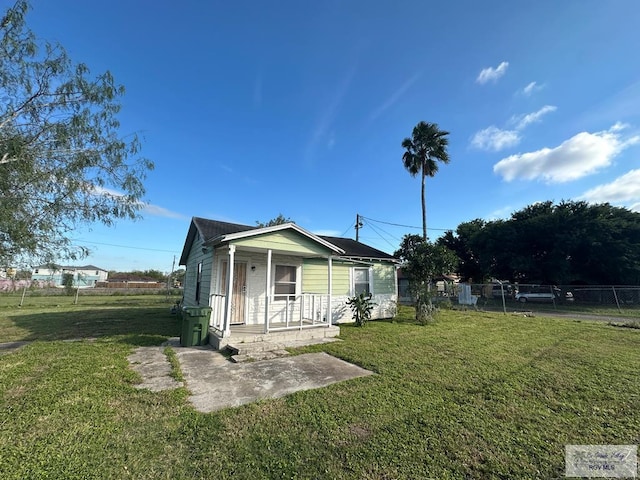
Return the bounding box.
[421,165,427,241]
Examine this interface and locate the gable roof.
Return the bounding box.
[179,218,252,264]
[179,217,398,265]
[193,217,258,240]
[180,217,346,264]
[319,236,397,261]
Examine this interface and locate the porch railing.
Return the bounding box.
[267,293,331,332]
[208,292,332,335]
[208,293,226,335]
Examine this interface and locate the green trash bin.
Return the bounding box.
[180,306,212,346]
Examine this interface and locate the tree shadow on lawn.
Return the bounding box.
[7,307,181,344]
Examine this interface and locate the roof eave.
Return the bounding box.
[338,256,400,263]
[210,222,345,255]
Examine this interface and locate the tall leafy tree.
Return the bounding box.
[437,219,486,282]
[401,121,450,240]
[438,201,640,285]
[395,234,458,322]
[256,214,294,228]
[0,1,153,266]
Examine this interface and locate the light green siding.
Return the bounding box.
[183,232,214,307]
[373,263,396,295]
[302,259,350,295]
[231,230,332,256]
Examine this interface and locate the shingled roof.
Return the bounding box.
[179,217,397,264]
[192,217,257,240]
[319,236,397,261]
[179,218,255,264]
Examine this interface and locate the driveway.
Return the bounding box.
[128,339,373,412]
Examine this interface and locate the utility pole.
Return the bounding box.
[166,255,176,299]
[355,214,363,242]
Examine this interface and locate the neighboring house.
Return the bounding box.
[31,265,108,288]
[179,217,398,349]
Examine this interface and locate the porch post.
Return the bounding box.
[264,249,272,333]
[223,244,236,337]
[327,255,333,327]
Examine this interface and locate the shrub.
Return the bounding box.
[346,293,376,327]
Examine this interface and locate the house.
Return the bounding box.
[179,217,399,349]
[31,265,108,288]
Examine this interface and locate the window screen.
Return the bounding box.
[274,265,296,301]
[354,268,370,295]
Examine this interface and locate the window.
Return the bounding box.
[353,268,371,295]
[274,265,296,301]
[195,262,202,303]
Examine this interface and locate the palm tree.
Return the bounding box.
[401,121,450,240]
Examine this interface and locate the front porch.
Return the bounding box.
[207,292,340,350]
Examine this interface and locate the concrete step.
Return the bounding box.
[226,341,285,356]
[229,326,340,345]
[230,350,290,363]
[226,336,341,357]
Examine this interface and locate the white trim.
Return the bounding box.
[271,262,301,302]
[212,223,345,255]
[328,255,333,326]
[352,266,373,296]
[337,256,399,264]
[264,249,272,333]
[223,245,236,336]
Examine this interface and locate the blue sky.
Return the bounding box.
[24,0,640,272]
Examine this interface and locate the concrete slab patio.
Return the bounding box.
[128,338,373,412]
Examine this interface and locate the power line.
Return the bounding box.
[360,215,450,232]
[362,218,402,243]
[71,239,179,254]
[362,219,398,250]
[340,221,355,238]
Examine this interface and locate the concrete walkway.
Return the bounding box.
[128,338,373,412]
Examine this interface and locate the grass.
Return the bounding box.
[0,294,181,342]
[1,298,639,479]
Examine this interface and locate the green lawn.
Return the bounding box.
[1,298,639,479]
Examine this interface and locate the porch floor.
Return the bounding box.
[229,320,319,334]
[209,322,340,351]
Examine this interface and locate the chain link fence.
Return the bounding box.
[429,282,640,314]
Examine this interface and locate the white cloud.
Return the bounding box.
[327,133,336,149]
[486,205,515,220]
[369,73,421,121]
[476,61,509,84]
[471,126,520,151]
[472,105,557,152]
[305,65,356,166]
[493,124,640,183]
[92,185,186,219]
[141,204,187,220]
[522,81,538,96]
[511,105,557,130]
[579,169,640,209]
